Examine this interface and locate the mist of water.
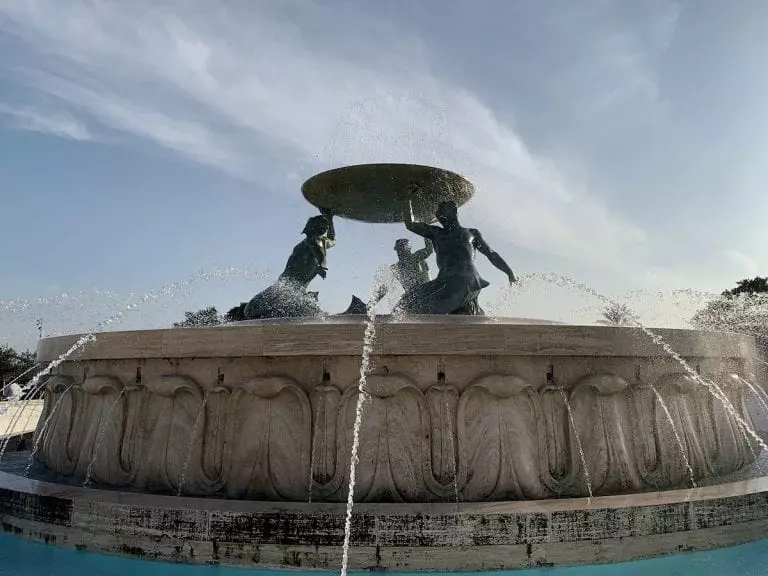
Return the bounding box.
[3,265,269,468]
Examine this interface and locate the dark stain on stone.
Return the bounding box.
[75,544,87,551]
[209,511,366,546]
[119,544,146,557]
[0,522,22,536]
[283,550,302,567]
[0,489,72,527]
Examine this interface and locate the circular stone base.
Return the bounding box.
[301,163,474,223]
[2,471,768,571]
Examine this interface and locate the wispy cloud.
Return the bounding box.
[0,0,651,270]
[0,102,91,140]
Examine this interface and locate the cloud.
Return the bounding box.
[0,0,648,270]
[720,250,760,278]
[0,102,91,140]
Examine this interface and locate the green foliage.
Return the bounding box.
[723,277,768,297]
[0,345,36,384]
[596,302,635,326]
[173,306,221,328]
[692,276,768,337]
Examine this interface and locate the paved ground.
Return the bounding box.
[0,400,43,439]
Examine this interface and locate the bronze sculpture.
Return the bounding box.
[395,193,517,316]
[237,164,517,319]
[392,238,433,293]
[243,209,335,319]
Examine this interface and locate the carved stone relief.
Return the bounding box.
[36,369,758,502]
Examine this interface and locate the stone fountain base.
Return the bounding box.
[33,317,761,502]
[1,471,768,571]
[11,316,767,569]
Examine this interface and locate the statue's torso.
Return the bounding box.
[393,257,430,292]
[433,227,477,277]
[281,237,327,286]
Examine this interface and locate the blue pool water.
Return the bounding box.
[0,534,767,576]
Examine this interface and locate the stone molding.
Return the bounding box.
[37,321,757,360]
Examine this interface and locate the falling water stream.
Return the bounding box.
[84,390,127,486]
[22,384,75,475]
[734,374,768,473]
[2,265,270,469]
[8,264,768,572]
[339,281,381,576]
[735,374,768,416]
[444,392,460,506]
[531,273,768,456]
[308,401,321,504]
[178,392,209,496]
[646,382,697,487]
[4,362,43,388]
[553,383,593,498]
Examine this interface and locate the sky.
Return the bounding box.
[1,0,767,349]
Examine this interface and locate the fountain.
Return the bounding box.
[1,164,768,572]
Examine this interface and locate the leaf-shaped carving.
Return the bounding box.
[132,375,209,493]
[310,386,341,488]
[36,375,77,475]
[70,376,130,485]
[319,375,429,503]
[539,387,574,493]
[223,377,311,500]
[700,372,753,474]
[426,386,459,488]
[570,375,641,495]
[632,374,708,488]
[457,375,547,501]
[201,388,229,482]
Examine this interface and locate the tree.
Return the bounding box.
[596,303,635,326]
[691,276,768,338]
[0,345,36,384]
[725,277,768,297]
[173,306,221,328]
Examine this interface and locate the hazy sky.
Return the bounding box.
[1,0,766,348]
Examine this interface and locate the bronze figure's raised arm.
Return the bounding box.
[395,193,517,316]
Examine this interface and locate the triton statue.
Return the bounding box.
[392,238,433,292]
[243,209,335,319]
[395,192,517,316]
[233,163,515,319]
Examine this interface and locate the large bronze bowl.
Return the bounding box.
[302,163,474,223]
